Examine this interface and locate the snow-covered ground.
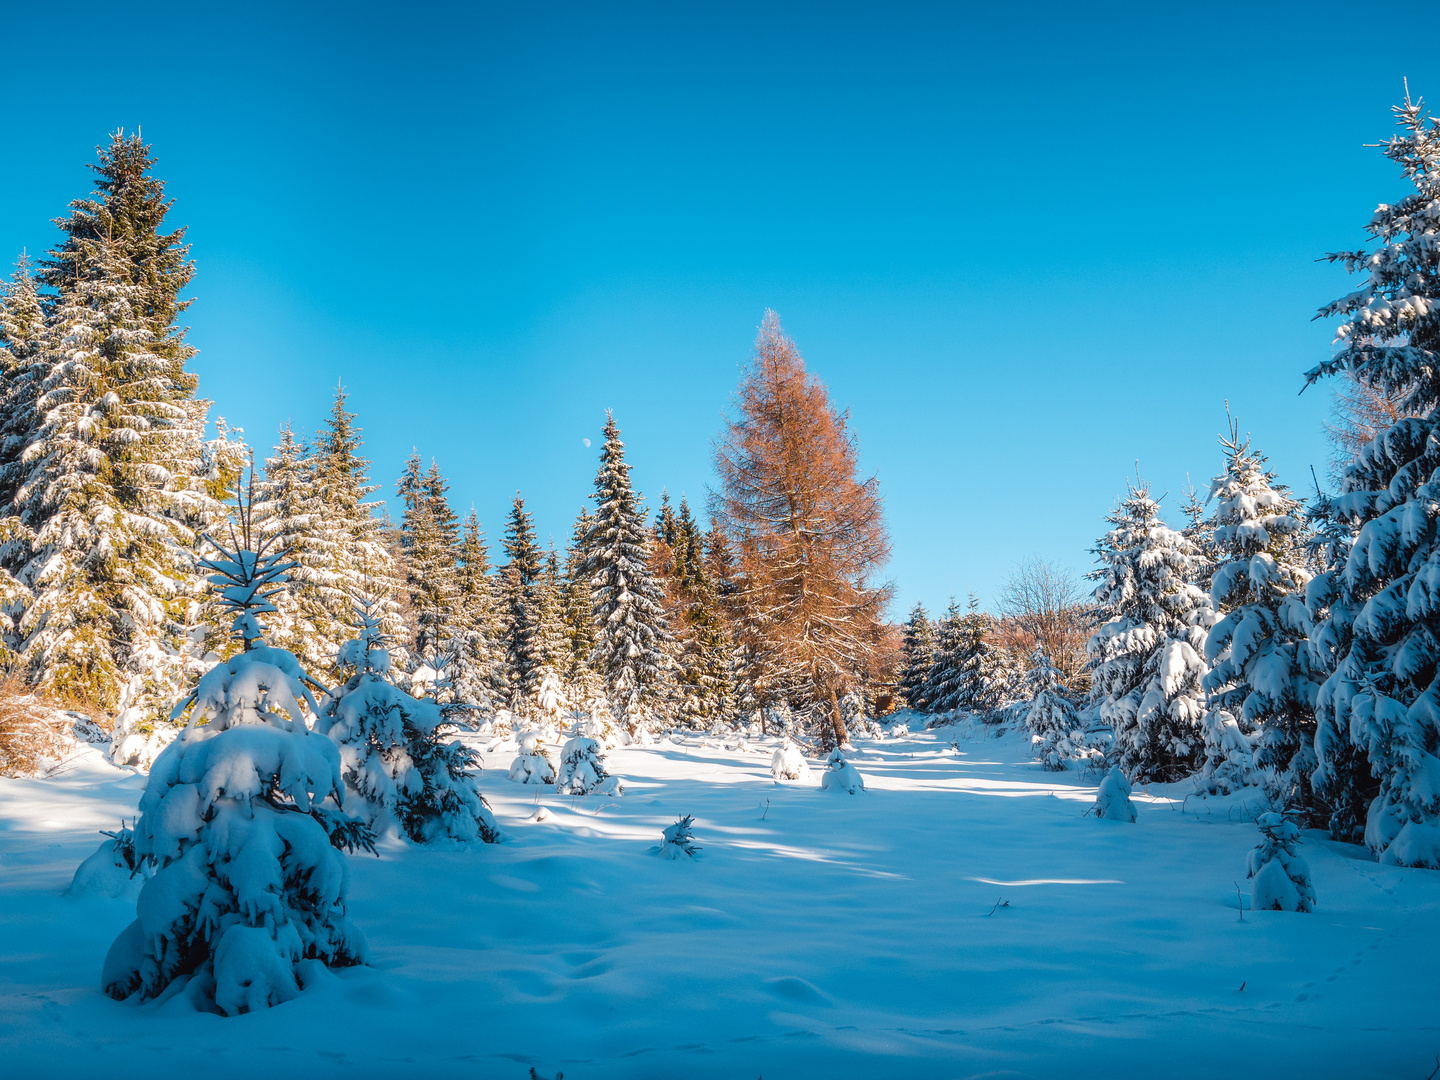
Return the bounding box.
[2,721,1436,1079]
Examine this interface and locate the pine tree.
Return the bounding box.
[396,453,460,665]
[1087,481,1214,782]
[500,494,546,715]
[579,413,675,734]
[1200,424,1320,807]
[303,387,401,675]
[1302,89,1440,864]
[451,509,504,715]
[8,134,226,716]
[1024,648,1085,770]
[898,603,937,712]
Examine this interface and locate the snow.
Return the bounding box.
[1,728,1437,1078]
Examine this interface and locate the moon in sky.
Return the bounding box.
[582,438,591,448]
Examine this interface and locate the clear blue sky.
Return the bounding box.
[2,2,1436,617]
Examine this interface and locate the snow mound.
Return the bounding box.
[819,748,864,794]
[771,742,811,782]
[1095,766,1136,822]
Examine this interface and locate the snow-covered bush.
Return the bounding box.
[819,747,865,794]
[1199,425,1316,803]
[508,730,556,785]
[319,599,499,844]
[1088,483,1214,782]
[556,736,622,795]
[771,742,812,781]
[69,823,148,899]
[102,527,370,1015]
[1247,812,1315,912]
[1023,649,1085,771]
[1094,766,1137,822]
[657,814,701,859]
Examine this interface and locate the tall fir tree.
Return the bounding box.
[1087,482,1214,782]
[9,133,228,716]
[451,509,504,713]
[899,603,937,712]
[561,507,598,681]
[1200,426,1320,808]
[579,413,675,734]
[0,256,47,518]
[670,497,735,727]
[1302,91,1440,863]
[253,423,314,655]
[499,494,546,715]
[396,453,460,665]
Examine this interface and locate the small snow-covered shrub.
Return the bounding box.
[69,824,149,899]
[657,814,701,859]
[1247,811,1315,912]
[0,681,73,777]
[1094,766,1137,822]
[819,748,865,794]
[557,736,622,795]
[771,742,811,782]
[320,600,499,845]
[508,731,556,785]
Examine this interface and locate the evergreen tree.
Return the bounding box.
[1200,425,1320,807]
[898,602,937,712]
[253,424,313,655]
[579,413,676,734]
[920,598,966,713]
[500,494,546,714]
[451,509,504,714]
[8,134,226,716]
[671,500,735,727]
[1302,90,1440,864]
[303,386,401,674]
[1024,648,1085,770]
[1087,481,1214,782]
[0,256,47,516]
[396,453,460,664]
[561,507,598,680]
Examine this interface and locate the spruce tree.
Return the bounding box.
[452,509,504,714]
[898,603,937,713]
[0,256,47,516]
[920,598,966,713]
[1087,482,1214,782]
[9,134,225,716]
[499,494,546,714]
[579,413,676,734]
[670,498,735,727]
[1200,425,1319,807]
[1302,90,1440,863]
[561,507,598,679]
[253,424,313,655]
[397,453,460,664]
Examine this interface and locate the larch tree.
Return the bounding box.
[710,311,892,748]
[579,413,675,734]
[1303,90,1440,864]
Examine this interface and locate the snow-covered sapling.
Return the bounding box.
[319,597,500,844]
[657,814,701,859]
[102,509,370,1015]
[819,747,865,794]
[556,736,622,795]
[1094,766,1137,822]
[1023,648,1085,771]
[508,729,557,785]
[69,822,148,899]
[771,741,811,782]
[1247,811,1315,912]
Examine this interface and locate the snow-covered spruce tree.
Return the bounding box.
[556,735,621,795]
[251,424,315,655]
[103,504,369,1015]
[1094,765,1137,822]
[1087,481,1214,782]
[664,497,735,728]
[396,453,460,665]
[899,603,937,713]
[1247,811,1315,913]
[1200,424,1320,804]
[319,593,498,844]
[819,747,865,793]
[0,256,48,517]
[1024,648,1085,770]
[450,509,503,718]
[499,494,546,716]
[920,599,965,715]
[657,815,701,859]
[579,413,676,734]
[922,596,1002,717]
[1297,89,1440,866]
[10,133,227,716]
[301,387,403,675]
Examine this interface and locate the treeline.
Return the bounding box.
[0,134,896,749]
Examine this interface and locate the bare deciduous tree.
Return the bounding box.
[1323,369,1416,484]
[997,557,1089,691]
[710,311,893,746]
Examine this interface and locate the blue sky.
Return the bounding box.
[2,2,1437,617]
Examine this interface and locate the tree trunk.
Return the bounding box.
[829,686,847,748]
